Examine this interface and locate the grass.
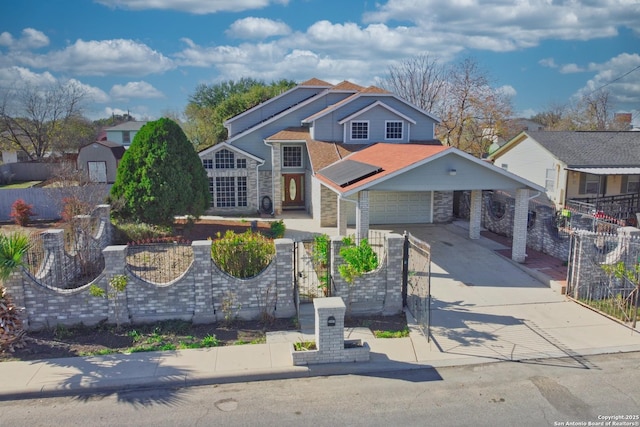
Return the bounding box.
[0,181,42,189]
[293,341,316,351]
[579,297,639,323]
[373,327,410,338]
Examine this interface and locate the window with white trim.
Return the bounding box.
[545,169,555,192]
[584,174,600,194]
[385,121,403,140]
[202,159,213,169]
[237,176,247,207]
[216,176,236,207]
[236,158,247,169]
[215,149,235,169]
[351,121,368,140]
[282,146,302,168]
[628,176,639,193]
[122,131,130,144]
[208,178,215,207]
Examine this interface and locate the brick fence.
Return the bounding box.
[4,232,404,330]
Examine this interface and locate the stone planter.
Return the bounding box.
[291,338,370,366]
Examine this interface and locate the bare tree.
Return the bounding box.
[379,54,447,112]
[436,57,513,157]
[0,81,88,160]
[572,90,614,131]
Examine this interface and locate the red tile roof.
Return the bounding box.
[317,142,447,193]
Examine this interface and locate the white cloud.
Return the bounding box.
[497,85,517,98]
[364,0,639,52]
[539,58,557,68]
[0,28,49,50]
[560,63,586,74]
[0,66,57,88]
[95,0,290,14]
[17,39,175,76]
[67,78,110,103]
[574,53,640,109]
[226,17,291,39]
[110,81,165,100]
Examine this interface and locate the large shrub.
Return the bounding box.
[110,118,209,225]
[338,237,379,284]
[10,199,35,226]
[211,230,275,278]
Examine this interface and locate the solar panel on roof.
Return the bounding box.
[319,160,383,187]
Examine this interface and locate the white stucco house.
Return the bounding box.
[199,78,544,262]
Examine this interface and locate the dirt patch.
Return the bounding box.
[0,313,407,362]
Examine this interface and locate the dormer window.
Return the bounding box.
[215,149,235,169]
[385,121,403,140]
[351,121,369,140]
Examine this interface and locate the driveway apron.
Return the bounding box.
[377,222,640,363]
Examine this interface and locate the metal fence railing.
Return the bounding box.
[126,240,193,285]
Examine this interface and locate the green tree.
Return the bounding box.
[185,78,296,150]
[0,232,30,353]
[110,118,209,225]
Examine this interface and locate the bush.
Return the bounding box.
[338,237,379,284]
[269,220,286,238]
[211,230,275,278]
[60,197,91,223]
[10,199,35,226]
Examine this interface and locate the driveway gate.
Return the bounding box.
[403,232,432,341]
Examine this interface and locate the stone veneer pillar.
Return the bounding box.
[337,197,348,237]
[102,245,130,325]
[469,190,482,240]
[274,238,296,318]
[192,240,216,324]
[356,190,370,243]
[512,188,529,263]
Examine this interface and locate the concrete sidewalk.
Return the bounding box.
[2,217,640,400]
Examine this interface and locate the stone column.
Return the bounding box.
[42,229,66,286]
[93,204,112,245]
[383,233,404,315]
[356,190,370,243]
[337,197,348,237]
[102,245,129,325]
[274,238,296,318]
[469,190,482,240]
[192,240,216,324]
[512,188,529,263]
[2,271,27,329]
[314,297,346,354]
[271,143,283,215]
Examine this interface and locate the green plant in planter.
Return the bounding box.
[293,340,316,351]
[269,220,286,238]
[338,237,378,284]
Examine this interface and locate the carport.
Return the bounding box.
[315,143,545,263]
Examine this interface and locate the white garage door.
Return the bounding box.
[370,191,432,224]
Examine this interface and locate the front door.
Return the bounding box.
[282,174,304,209]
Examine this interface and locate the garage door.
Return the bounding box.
[370,191,432,224]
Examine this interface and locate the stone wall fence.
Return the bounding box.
[5,232,404,330]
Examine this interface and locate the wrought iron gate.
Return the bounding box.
[403,232,432,341]
[293,239,331,310]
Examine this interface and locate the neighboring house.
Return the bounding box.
[199,78,544,262]
[104,121,147,146]
[489,131,640,218]
[487,118,545,155]
[77,140,125,183]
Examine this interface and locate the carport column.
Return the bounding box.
[356,190,370,243]
[469,190,482,240]
[512,188,529,263]
[337,197,348,236]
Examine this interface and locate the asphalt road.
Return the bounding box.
[2,352,639,427]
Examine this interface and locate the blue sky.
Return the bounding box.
[1,0,639,124]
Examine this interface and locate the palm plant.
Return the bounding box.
[0,232,31,352]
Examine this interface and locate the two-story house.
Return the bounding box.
[104,121,147,147]
[199,78,544,261]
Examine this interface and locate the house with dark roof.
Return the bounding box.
[489,131,640,219]
[77,140,126,183]
[200,78,544,262]
[104,121,147,146]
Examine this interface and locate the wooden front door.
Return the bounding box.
[282,174,304,209]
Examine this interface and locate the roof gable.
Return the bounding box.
[337,101,417,125]
[198,142,265,163]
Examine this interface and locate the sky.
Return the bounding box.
[1,0,639,124]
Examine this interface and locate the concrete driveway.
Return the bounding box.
[376,221,640,363]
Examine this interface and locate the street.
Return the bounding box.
[1,351,639,427]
